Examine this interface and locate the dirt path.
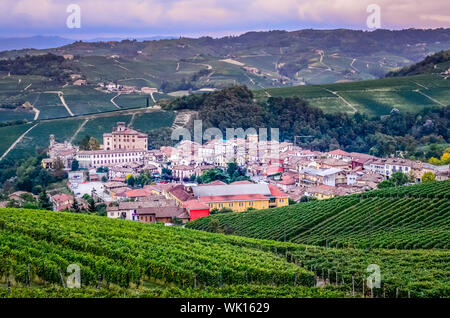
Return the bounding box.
[415,90,445,106]
[31,105,40,120]
[46,91,74,116]
[23,83,32,91]
[0,124,38,161]
[69,119,89,143]
[350,58,359,72]
[110,93,121,109]
[324,88,357,113]
[58,92,74,116]
[128,113,137,128]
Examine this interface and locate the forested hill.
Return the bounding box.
[162,85,449,158]
[386,50,450,77]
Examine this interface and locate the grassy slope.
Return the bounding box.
[254,74,450,116]
[187,181,450,249]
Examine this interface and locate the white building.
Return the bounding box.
[76,149,146,169]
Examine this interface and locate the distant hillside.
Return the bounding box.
[386,50,450,77]
[253,73,450,116]
[0,36,74,52]
[1,28,450,90]
[187,180,450,249]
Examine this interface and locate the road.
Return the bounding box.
[110,93,122,109]
[0,124,38,160]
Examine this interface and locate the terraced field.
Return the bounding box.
[187,181,450,249]
[255,74,450,116]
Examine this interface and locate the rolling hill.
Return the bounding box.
[0,205,449,298]
[186,180,450,249]
[254,74,450,116]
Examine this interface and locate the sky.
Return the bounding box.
[1,0,450,39]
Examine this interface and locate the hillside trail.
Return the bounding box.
[415,89,445,106]
[45,91,75,116]
[323,88,357,113]
[0,123,38,161]
[69,119,89,143]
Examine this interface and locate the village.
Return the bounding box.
[6,121,445,226]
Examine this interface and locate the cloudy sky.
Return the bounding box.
[1,0,449,39]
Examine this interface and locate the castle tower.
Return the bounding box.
[49,134,55,148]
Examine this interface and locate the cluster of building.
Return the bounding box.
[42,122,449,224]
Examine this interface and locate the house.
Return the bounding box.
[172,165,196,180]
[51,193,74,211]
[320,158,350,170]
[299,168,342,187]
[167,184,194,207]
[327,149,352,161]
[137,206,189,224]
[125,188,153,199]
[364,158,415,178]
[184,200,210,220]
[107,196,178,220]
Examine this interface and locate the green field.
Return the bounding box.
[6,119,84,159]
[0,123,32,156]
[0,205,448,298]
[255,74,450,116]
[131,111,176,133]
[187,181,450,249]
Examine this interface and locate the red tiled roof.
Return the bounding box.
[168,185,193,202]
[126,188,152,198]
[268,184,289,197]
[184,200,210,211]
[52,193,74,203]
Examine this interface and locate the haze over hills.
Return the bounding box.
[0,35,176,52]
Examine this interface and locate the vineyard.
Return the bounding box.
[0,204,449,298]
[187,181,450,249]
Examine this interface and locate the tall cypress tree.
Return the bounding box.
[71,199,80,213]
[38,189,53,211]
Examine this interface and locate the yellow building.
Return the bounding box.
[193,183,289,212]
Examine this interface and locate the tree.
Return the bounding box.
[126,175,135,187]
[378,179,395,189]
[71,199,80,213]
[71,159,79,171]
[428,157,441,165]
[38,189,53,210]
[88,137,100,151]
[88,198,96,213]
[422,172,436,183]
[79,135,91,150]
[391,172,408,186]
